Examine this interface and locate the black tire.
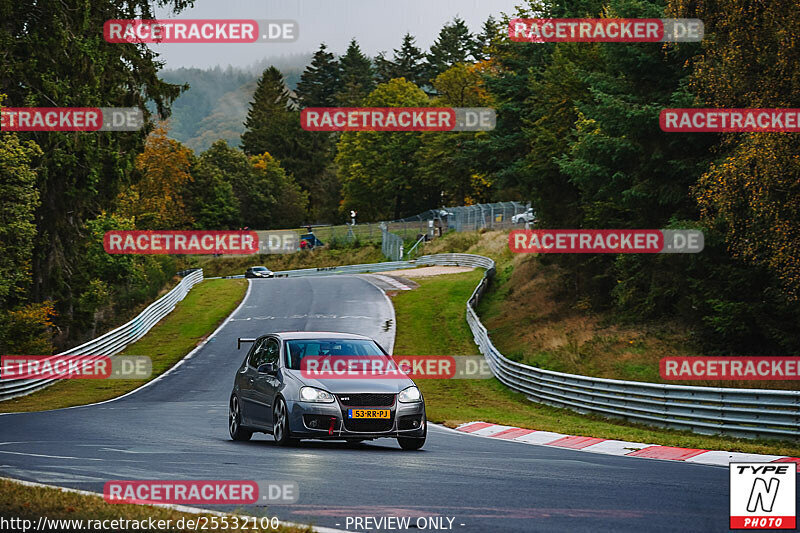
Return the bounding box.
[272,397,297,446]
[398,420,426,450]
[229,395,252,441]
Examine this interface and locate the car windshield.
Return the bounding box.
[284,339,387,370]
[252,267,268,271]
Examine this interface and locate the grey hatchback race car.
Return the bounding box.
[228,331,427,450]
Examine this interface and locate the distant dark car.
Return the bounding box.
[229,332,427,450]
[245,266,274,279]
[300,233,324,250]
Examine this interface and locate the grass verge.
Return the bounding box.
[0,478,309,533]
[391,270,800,457]
[0,279,247,413]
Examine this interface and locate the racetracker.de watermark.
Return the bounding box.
[509,229,704,253]
[661,109,800,132]
[104,19,298,43]
[509,18,703,42]
[301,108,495,132]
[105,230,254,254]
[661,357,800,380]
[299,355,493,379]
[103,230,300,255]
[1,107,143,131]
[1,355,151,379]
[103,480,298,505]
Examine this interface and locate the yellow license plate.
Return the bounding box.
[348,409,390,419]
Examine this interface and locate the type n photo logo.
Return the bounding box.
[730,463,796,529]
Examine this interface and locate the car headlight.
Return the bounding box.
[299,386,334,403]
[398,386,422,403]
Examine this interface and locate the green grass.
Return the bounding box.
[0,279,247,413]
[0,478,309,533]
[391,270,800,457]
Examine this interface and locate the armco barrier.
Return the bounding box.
[454,255,800,440]
[0,269,204,401]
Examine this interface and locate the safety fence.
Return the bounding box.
[283,202,530,253]
[381,224,404,261]
[441,202,530,232]
[0,269,204,401]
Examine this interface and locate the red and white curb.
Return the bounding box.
[455,422,800,469]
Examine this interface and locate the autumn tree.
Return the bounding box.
[116,124,194,229]
[669,0,800,300]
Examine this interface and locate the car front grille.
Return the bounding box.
[336,393,395,407]
[343,417,394,433]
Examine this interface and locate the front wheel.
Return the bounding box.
[398,420,426,450]
[229,395,252,441]
[273,397,297,446]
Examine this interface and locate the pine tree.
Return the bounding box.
[295,43,340,108]
[473,16,500,61]
[393,34,428,87]
[241,66,294,158]
[426,17,477,81]
[375,35,426,87]
[336,39,376,106]
[374,51,395,85]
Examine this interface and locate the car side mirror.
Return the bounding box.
[257,363,277,375]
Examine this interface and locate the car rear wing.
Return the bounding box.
[238,338,256,350]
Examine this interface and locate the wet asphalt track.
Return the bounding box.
[0,276,736,532]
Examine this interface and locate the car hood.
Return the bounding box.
[284,369,415,394]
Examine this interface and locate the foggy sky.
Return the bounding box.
[151,0,525,69]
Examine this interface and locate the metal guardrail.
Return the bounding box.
[265,254,491,278]
[446,254,800,440]
[0,269,204,401]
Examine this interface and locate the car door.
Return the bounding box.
[239,337,266,427]
[252,336,282,430]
